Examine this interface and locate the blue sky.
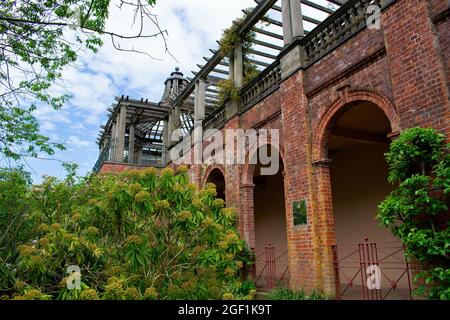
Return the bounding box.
[25,0,255,182]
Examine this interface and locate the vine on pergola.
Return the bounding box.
[216,11,264,106]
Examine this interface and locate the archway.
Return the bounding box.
[328,101,396,245]
[205,168,226,201]
[250,148,289,290]
[326,100,410,299]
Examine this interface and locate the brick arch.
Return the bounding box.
[202,164,226,188]
[242,141,285,186]
[314,89,400,161]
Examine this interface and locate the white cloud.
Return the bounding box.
[66,135,92,150]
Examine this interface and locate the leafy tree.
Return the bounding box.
[0,0,169,161]
[377,128,449,300]
[1,166,255,300]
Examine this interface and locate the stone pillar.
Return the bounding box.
[162,118,169,165]
[281,0,304,46]
[167,106,182,149]
[136,142,143,165]
[233,43,243,89]
[281,0,293,46]
[128,124,135,164]
[229,53,235,83]
[111,121,117,161]
[194,82,200,115]
[195,79,206,121]
[115,106,127,162]
[290,0,304,39]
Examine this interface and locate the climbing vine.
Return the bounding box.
[216,10,267,106]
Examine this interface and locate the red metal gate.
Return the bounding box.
[332,238,413,300]
[250,243,290,291]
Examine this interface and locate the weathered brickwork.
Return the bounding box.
[383,0,449,135]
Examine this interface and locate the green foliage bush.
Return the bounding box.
[0,166,255,300]
[377,128,449,300]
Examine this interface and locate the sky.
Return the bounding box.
[24,0,335,182]
[25,0,256,182]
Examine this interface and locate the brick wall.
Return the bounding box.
[383,0,449,135]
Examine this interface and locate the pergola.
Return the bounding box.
[94,0,349,172]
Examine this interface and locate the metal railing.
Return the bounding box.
[93,141,113,173]
[250,243,290,291]
[93,141,167,173]
[332,238,413,300]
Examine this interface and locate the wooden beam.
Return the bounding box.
[197,64,229,75]
[251,38,283,51]
[252,27,283,40]
[254,0,324,24]
[302,0,335,14]
[192,72,226,83]
[248,48,278,60]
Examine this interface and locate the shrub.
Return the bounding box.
[0,166,254,300]
[377,128,449,300]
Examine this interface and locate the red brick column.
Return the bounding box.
[312,159,336,296]
[280,70,321,291]
[240,183,255,249]
[383,0,450,136]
